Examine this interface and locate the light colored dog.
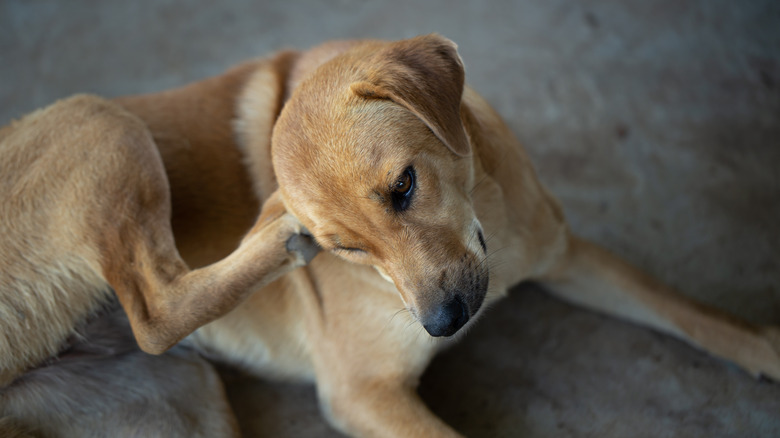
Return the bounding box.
[2,34,779,437]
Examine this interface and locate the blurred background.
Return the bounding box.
[2,1,778,436]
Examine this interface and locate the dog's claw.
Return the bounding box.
[286,232,321,264]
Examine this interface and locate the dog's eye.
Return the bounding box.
[391,166,415,211]
[394,171,413,195]
[335,246,365,254]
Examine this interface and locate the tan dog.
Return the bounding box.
[2,34,779,437]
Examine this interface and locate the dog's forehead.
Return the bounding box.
[282,88,426,170]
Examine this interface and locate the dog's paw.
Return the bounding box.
[286,229,320,264]
[240,213,320,268]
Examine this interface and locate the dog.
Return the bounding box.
[2,34,779,437]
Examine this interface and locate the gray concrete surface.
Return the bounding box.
[2,1,779,436]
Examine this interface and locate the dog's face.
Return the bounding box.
[273,35,488,337]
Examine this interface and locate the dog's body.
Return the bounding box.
[1,35,779,437]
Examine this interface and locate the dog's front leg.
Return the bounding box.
[538,233,780,380]
[297,262,463,438]
[316,375,462,438]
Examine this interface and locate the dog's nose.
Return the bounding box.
[422,295,469,337]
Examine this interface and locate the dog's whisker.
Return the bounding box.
[384,309,403,326]
[469,172,491,196]
[475,245,507,271]
[484,230,499,242]
[405,318,422,334]
[372,307,415,342]
[386,308,407,325]
[486,260,507,273]
[485,252,507,269]
[480,231,500,250]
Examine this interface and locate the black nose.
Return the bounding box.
[422,295,469,337]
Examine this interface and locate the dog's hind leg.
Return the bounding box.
[537,233,780,380]
[17,95,317,357]
[84,105,318,355]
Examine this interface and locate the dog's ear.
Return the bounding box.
[351,34,470,157]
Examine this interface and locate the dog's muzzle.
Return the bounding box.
[415,240,490,337]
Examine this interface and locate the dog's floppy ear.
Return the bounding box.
[351,34,470,157]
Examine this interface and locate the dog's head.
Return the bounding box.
[272,35,488,337]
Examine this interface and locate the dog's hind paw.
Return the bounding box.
[286,230,321,264]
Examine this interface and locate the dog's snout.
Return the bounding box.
[422,295,469,337]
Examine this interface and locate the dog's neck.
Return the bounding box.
[233,51,299,203]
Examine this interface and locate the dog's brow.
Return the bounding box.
[370,190,385,203]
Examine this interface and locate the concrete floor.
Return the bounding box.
[2,1,779,436]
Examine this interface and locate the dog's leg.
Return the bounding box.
[538,233,780,380]
[101,183,317,355]
[318,376,462,438]
[32,95,318,356]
